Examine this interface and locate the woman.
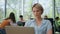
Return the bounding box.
[0,12,16,28]
[25,3,52,34]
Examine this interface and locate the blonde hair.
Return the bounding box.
[32,3,44,14]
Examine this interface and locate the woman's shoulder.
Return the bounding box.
[42,19,51,24]
[2,19,11,24]
[26,19,35,23]
[24,19,35,26]
[43,19,51,22]
[0,19,10,28]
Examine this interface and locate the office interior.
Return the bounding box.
[0,0,60,34]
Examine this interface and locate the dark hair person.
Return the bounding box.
[9,12,16,23]
[0,12,16,28]
[17,15,25,26]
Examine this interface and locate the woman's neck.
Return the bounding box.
[35,16,42,21]
[36,18,42,22]
[35,16,42,26]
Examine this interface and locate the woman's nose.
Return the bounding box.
[34,11,37,14]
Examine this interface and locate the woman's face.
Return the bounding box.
[32,7,42,17]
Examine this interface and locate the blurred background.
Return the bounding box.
[0,0,60,34]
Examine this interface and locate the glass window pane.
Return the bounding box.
[0,0,5,23]
[39,0,53,18]
[55,0,60,17]
[6,0,22,21]
[23,0,33,20]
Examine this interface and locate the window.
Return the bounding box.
[0,0,5,22]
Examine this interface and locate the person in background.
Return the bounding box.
[0,12,16,28]
[25,3,52,34]
[55,17,60,32]
[17,15,25,26]
[30,17,34,20]
[44,15,48,19]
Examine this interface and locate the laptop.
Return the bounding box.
[5,26,35,34]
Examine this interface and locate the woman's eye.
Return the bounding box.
[37,10,39,12]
